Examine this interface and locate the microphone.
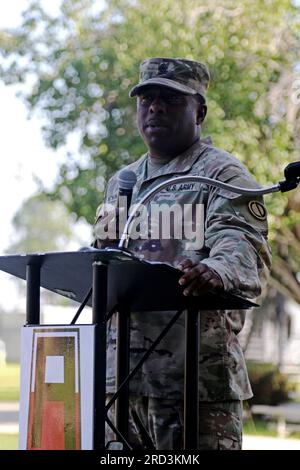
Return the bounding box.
[279,162,300,192]
[117,170,136,250]
[117,169,137,214]
[117,170,137,240]
[284,162,300,180]
[94,170,137,249]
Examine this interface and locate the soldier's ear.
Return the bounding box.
[196,104,207,124]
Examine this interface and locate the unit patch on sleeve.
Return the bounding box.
[248,201,267,220]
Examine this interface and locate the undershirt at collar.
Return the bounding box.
[146,136,212,179]
[147,155,173,178]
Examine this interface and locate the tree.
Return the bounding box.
[5,193,89,306]
[6,194,85,254]
[1,0,300,300]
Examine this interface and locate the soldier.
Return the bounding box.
[94,57,272,450]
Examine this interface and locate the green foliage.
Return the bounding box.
[247,362,295,406]
[1,0,300,299]
[5,194,80,254]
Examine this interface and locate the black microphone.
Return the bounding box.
[117,169,137,214]
[117,170,137,243]
[279,162,300,192]
[284,162,300,181]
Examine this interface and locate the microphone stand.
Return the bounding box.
[118,161,300,250]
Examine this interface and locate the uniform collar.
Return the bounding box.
[144,136,212,182]
[129,136,212,200]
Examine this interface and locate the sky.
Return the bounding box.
[0,0,70,252]
[0,1,91,311]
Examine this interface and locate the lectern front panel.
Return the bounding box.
[19,325,95,450]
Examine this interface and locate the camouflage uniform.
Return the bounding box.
[106,395,243,450]
[94,58,272,450]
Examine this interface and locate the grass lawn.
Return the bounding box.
[0,364,20,402]
[244,418,278,437]
[244,417,300,439]
[0,434,18,450]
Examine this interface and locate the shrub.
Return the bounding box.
[247,362,295,405]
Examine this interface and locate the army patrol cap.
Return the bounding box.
[129,57,210,101]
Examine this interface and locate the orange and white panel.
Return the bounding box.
[19,325,95,450]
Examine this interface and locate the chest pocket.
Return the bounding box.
[144,183,208,252]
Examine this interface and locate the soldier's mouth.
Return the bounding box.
[148,125,166,128]
[146,122,168,131]
[146,119,168,128]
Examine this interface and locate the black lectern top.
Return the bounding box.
[0,248,257,311]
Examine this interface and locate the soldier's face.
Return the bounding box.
[137,86,204,158]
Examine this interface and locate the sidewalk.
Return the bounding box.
[0,401,19,434]
[243,435,300,450]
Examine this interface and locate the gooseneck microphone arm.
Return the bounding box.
[118,161,300,250]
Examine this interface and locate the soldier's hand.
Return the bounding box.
[176,259,223,296]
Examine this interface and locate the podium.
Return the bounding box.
[0,248,257,450]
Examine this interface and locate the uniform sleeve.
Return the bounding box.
[200,170,272,299]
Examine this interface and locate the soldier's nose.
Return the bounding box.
[149,98,166,114]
